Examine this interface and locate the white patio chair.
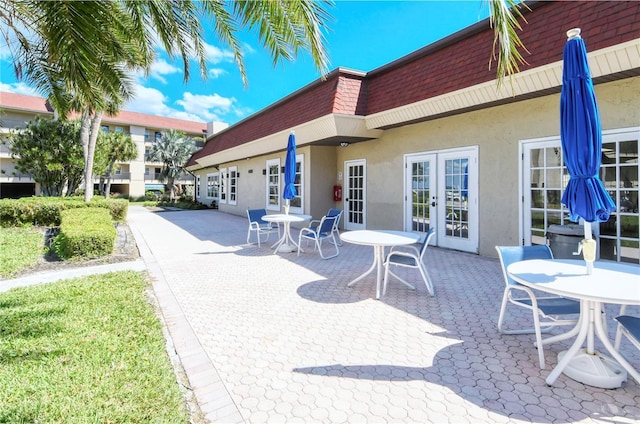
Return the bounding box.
[383,227,435,296]
[246,208,280,246]
[308,208,343,246]
[614,306,640,353]
[495,245,581,369]
[297,215,339,259]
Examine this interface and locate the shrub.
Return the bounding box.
[0,197,128,227]
[51,208,116,259]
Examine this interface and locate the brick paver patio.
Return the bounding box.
[127,206,640,423]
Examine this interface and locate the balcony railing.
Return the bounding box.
[0,172,34,181]
[93,172,131,181]
[145,173,194,182]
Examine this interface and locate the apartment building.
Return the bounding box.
[0,91,211,199]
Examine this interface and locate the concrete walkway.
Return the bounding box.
[4,206,640,422]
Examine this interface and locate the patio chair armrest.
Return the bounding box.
[385,251,418,261]
[389,245,421,256]
[299,226,316,237]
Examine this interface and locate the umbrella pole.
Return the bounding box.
[285,199,290,215]
[583,222,595,275]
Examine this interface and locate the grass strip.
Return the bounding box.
[0,227,44,278]
[0,271,189,423]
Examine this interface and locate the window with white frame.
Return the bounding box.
[196,175,201,198]
[289,154,304,213]
[228,166,238,205]
[266,158,280,211]
[521,127,639,264]
[219,167,227,204]
[206,172,219,198]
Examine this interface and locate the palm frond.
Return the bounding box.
[488,0,529,92]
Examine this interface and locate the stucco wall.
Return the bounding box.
[308,146,338,223]
[211,145,337,227]
[337,77,639,257]
[193,77,638,256]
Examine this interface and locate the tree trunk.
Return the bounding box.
[80,109,91,200]
[104,161,115,199]
[82,110,104,203]
[168,177,176,202]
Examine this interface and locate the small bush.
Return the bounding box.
[0,197,128,227]
[51,208,116,259]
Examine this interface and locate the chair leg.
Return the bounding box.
[531,310,546,369]
[297,232,306,257]
[317,236,339,259]
[614,305,627,351]
[418,264,434,296]
[497,290,510,334]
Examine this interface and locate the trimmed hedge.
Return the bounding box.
[51,208,116,259]
[0,196,128,227]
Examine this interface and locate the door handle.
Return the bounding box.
[431,201,437,207]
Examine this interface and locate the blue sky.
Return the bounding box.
[0,1,491,126]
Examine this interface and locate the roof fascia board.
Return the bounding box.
[190,114,382,170]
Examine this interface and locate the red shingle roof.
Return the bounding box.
[0,92,206,134]
[189,0,640,167]
[0,91,53,113]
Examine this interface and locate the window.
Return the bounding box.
[289,154,304,214]
[522,127,639,263]
[155,131,162,141]
[228,166,237,205]
[115,126,124,133]
[101,125,109,132]
[196,175,201,198]
[219,167,227,204]
[206,173,219,198]
[266,158,280,211]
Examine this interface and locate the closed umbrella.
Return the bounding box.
[283,131,297,214]
[560,28,615,274]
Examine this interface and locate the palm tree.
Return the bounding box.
[95,131,139,199]
[1,0,333,200]
[1,1,526,200]
[147,130,197,202]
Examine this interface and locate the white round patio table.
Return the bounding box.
[341,230,420,299]
[261,214,311,253]
[507,258,640,388]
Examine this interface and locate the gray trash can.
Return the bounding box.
[546,224,584,259]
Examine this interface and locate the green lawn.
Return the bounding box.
[0,227,45,278]
[0,271,191,423]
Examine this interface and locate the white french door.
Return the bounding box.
[405,147,478,253]
[344,159,366,230]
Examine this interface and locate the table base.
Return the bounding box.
[556,350,627,389]
[276,243,295,253]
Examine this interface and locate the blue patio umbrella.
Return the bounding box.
[560,28,615,273]
[283,132,297,213]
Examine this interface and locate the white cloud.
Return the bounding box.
[203,42,235,64]
[208,68,227,78]
[242,42,257,55]
[0,81,41,96]
[125,84,174,116]
[176,92,235,122]
[124,84,236,124]
[149,59,182,84]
